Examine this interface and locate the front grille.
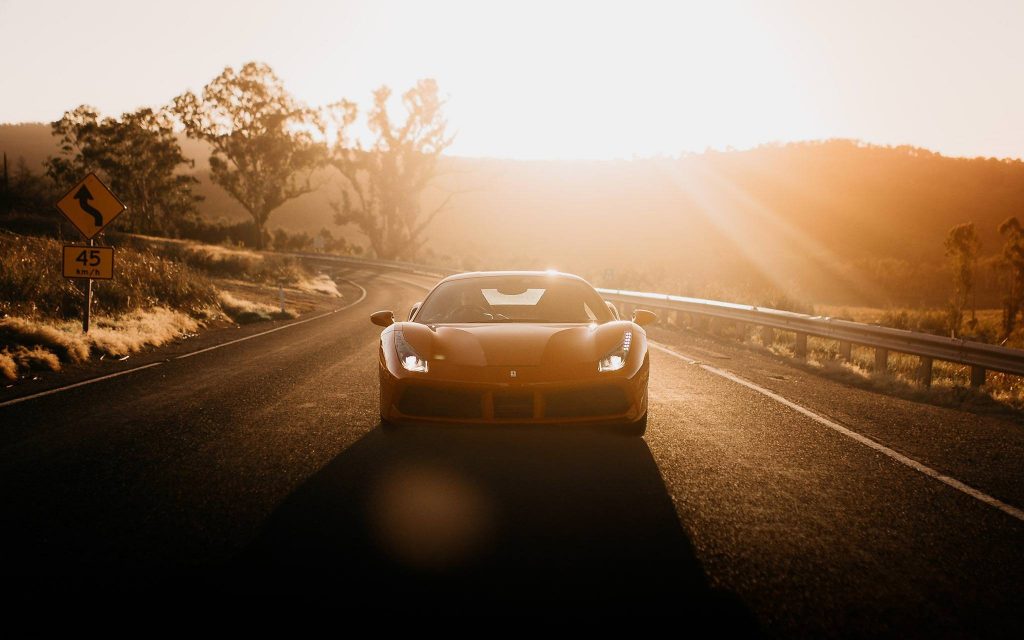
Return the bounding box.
[397,387,482,419]
[493,392,534,419]
[544,386,630,418]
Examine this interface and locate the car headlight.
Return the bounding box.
[598,330,632,372]
[396,331,429,372]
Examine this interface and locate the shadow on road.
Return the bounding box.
[235,424,758,619]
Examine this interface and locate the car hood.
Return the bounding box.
[398,321,633,367]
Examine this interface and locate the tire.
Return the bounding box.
[615,412,647,437]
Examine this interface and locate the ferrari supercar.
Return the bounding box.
[371,271,656,436]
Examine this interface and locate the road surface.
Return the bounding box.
[1,264,1022,634]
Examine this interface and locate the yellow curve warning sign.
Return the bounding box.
[63,245,114,280]
[56,173,126,239]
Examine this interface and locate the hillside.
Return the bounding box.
[4,123,1024,307]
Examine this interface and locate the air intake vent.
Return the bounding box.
[493,392,534,419]
[545,386,629,418]
[397,388,482,418]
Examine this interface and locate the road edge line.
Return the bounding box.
[650,341,1024,524]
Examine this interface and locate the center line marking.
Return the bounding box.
[651,341,1024,523]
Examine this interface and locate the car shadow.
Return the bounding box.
[231,423,760,620]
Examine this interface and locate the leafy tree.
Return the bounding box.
[11,156,58,212]
[944,222,981,337]
[325,79,455,260]
[173,62,323,249]
[998,217,1024,338]
[45,105,201,234]
[45,105,104,189]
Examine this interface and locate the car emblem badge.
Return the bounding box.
[510,369,517,378]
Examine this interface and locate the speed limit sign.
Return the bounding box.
[62,245,114,280]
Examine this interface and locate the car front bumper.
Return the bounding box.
[380,360,649,425]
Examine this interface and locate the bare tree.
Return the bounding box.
[944,222,981,337]
[324,79,455,260]
[173,62,323,249]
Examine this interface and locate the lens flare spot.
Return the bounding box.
[369,465,495,570]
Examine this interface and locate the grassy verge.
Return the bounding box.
[124,235,336,292]
[676,317,1023,411]
[0,232,337,383]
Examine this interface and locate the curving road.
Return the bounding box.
[1,264,1022,634]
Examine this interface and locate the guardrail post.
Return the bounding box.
[738,322,751,342]
[760,326,774,346]
[917,357,933,388]
[874,348,888,373]
[839,340,852,361]
[794,332,807,360]
[970,366,986,387]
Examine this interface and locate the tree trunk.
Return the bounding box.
[254,217,265,250]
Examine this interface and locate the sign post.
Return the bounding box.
[83,240,92,333]
[56,173,126,333]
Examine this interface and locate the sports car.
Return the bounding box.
[370,271,656,436]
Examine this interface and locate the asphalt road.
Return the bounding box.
[1,265,1022,634]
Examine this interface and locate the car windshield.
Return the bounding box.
[415,276,614,324]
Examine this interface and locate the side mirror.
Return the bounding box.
[370,310,395,327]
[606,301,620,320]
[632,309,658,327]
[408,302,422,321]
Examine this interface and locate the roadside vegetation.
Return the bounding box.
[666,313,1024,412]
[0,231,339,383]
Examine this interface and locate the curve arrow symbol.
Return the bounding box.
[74,185,103,226]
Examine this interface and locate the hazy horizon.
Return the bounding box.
[3,0,1024,161]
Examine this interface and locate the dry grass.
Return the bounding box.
[88,308,201,357]
[295,274,341,297]
[0,308,202,381]
[0,346,61,379]
[1,233,339,383]
[0,316,91,362]
[133,236,310,286]
[749,329,1018,410]
[218,292,296,324]
[0,231,218,319]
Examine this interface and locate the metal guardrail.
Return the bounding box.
[287,251,1024,386]
[598,288,1024,385]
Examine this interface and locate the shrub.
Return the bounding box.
[0,231,217,320]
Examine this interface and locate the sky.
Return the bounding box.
[1,0,1023,160]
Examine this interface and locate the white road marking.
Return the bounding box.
[0,279,368,409]
[651,341,1024,524]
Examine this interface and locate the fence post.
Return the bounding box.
[839,340,852,361]
[874,348,888,373]
[794,332,807,360]
[760,326,774,346]
[970,366,986,387]
[917,356,933,388]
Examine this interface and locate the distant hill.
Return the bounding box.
[4,123,1023,306]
